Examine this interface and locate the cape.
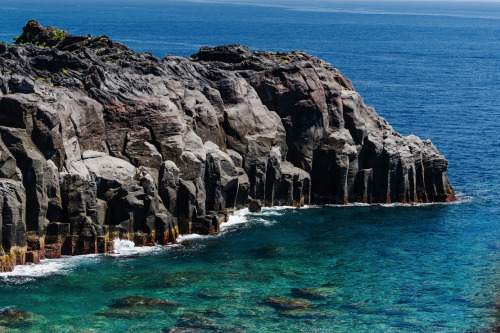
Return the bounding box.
[0,21,455,271]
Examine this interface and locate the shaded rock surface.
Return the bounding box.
[0,21,456,271]
[248,199,261,213]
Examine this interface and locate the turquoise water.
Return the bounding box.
[1,202,499,332]
[1,0,500,332]
[0,199,500,332]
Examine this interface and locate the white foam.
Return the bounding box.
[177,233,208,242]
[0,239,166,281]
[373,195,473,207]
[1,259,69,279]
[258,210,284,216]
[253,218,277,226]
[0,240,165,280]
[454,193,474,204]
[0,254,100,282]
[112,239,161,255]
[219,207,289,231]
[325,202,370,208]
[301,196,473,209]
[112,238,135,254]
[300,204,319,209]
[220,208,250,230]
[262,206,295,211]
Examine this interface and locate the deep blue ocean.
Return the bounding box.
[1,1,499,332]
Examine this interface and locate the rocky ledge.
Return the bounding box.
[0,21,455,272]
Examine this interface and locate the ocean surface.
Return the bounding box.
[1,0,499,332]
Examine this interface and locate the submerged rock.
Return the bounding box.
[0,21,456,271]
[96,296,178,319]
[249,245,284,259]
[163,314,244,333]
[262,297,312,310]
[176,315,219,330]
[110,296,178,309]
[0,308,35,328]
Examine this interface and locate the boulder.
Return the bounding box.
[248,199,261,213]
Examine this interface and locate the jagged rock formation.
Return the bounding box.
[0,21,455,271]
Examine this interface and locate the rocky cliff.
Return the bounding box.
[0,21,455,272]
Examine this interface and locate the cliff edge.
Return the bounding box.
[0,21,455,271]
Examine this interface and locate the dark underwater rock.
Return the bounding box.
[0,21,456,271]
[163,314,244,333]
[262,297,312,310]
[110,295,178,309]
[0,308,35,328]
[96,296,178,319]
[249,245,283,259]
[175,314,219,330]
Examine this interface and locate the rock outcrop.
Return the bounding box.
[0,21,456,271]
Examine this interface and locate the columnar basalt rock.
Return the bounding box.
[0,22,456,271]
[0,179,27,271]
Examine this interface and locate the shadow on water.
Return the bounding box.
[300,204,454,242]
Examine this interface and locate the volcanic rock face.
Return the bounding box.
[0,21,456,271]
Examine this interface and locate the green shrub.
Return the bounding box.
[52,29,64,41]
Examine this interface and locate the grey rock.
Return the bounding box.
[0,127,49,234]
[248,199,262,213]
[204,141,239,211]
[0,180,26,254]
[159,160,180,214]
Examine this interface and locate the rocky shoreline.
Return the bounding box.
[0,21,455,272]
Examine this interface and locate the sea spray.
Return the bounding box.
[0,241,163,282]
[0,257,73,281]
[0,254,100,283]
[112,239,166,256]
[220,208,250,231]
